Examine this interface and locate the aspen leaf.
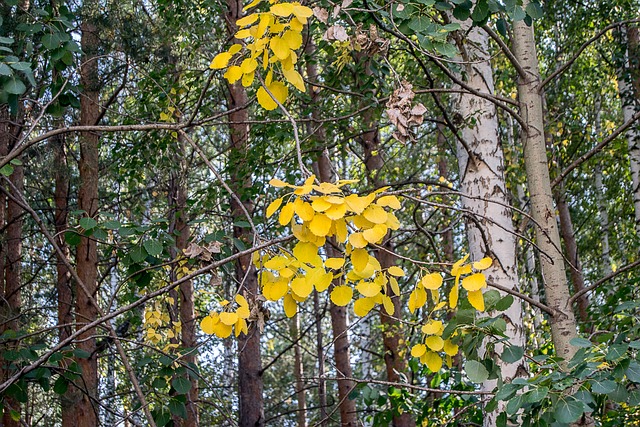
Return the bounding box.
[312,196,332,212]
[363,223,387,243]
[210,52,232,69]
[334,218,348,242]
[331,285,353,306]
[376,195,401,209]
[408,288,427,314]
[467,290,485,311]
[236,13,259,27]
[324,202,347,220]
[236,295,250,318]
[421,273,443,290]
[268,280,289,300]
[385,211,401,230]
[314,182,341,194]
[282,29,303,50]
[235,318,248,336]
[213,321,233,338]
[293,241,320,265]
[325,257,345,269]
[387,266,405,277]
[309,213,332,236]
[451,254,470,276]
[291,276,313,298]
[473,257,493,270]
[292,4,313,18]
[344,193,374,214]
[257,81,288,110]
[240,58,258,73]
[219,312,239,326]
[279,267,294,278]
[382,295,394,315]
[422,351,443,372]
[270,36,290,60]
[270,2,294,16]
[422,320,442,335]
[353,297,376,317]
[266,197,283,218]
[348,232,367,248]
[279,202,295,225]
[356,280,381,298]
[235,29,252,39]
[461,273,486,291]
[351,249,369,272]
[243,0,262,11]
[314,272,333,292]
[200,315,217,335]
[293,198,315,221]
[269,178,288,187]
[443,339,459,356]
[283,293,297,318]
[389,276,400,296]
[264,255,289,270]
[224,66,243,84]
[426,335,444,352]
[411,343,426,358]
[362,205,388,224]
[229,44,243,55]
[242,71,254,87]
[449,282,459,309]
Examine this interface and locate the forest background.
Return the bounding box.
[1,0,640,426]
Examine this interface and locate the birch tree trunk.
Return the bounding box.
[512,3,579,363]
[453,19,526,425]
[290,313,307,427]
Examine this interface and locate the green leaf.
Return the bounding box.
[525,1,543,19]
[64,231,81,246]
[73,348,91,359]
[608,383,628,403]
[171,376,191,395]
[9,62,30,72]
[470,0,489,23]
[494,295,514,311]
[506,393,524,415]
[103,220,121,230]
[152,377,167,389]
[168,399,187,419]
[525,386,548,403]
[605,343,628,361]
[553,396,584,424]
[626,361,640,382]
[630,389,640,406]
[0,36,14,44]
[0,63,13,76]
[153,411,171,427]
[501,345,524,363]
[0,164,14,176]
[41,33,61,49]
[143,239,163,257]
[589,378,616,394]
[569,337,592,348]
[3,77,26,95]
[495,383,520,401]
[130,245,147,263]
[53,377,68,395]
[79,217,98,230]
[464,360,489,383]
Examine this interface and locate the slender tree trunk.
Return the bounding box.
[75,3,101,424]
[437,124,454,265]
[290,313,307,427]
[225,1,263,425]
[453,19,526,426]
[512,3,579,364]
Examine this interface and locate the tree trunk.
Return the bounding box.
[512,2,579,364]
[74,3,101,424]
[453,18,526,425]
[290,313,307,427]
[224,1,264,425]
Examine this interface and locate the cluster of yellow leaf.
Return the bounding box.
[209,0,313,110]
[410,320,459,372]
[200,295,251,338]
[255,175,404,318]
[143,299,182,353]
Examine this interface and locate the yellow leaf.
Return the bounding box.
[381,295,394,315]
[269,279,289,300]
[235,318,248,336]
[408,288,427,314]
[213,321,233,338]
[309,213,332,236]
[293,241,320,265]
[210,52,232,69]
[269,178,288,187]
[422,351,443,372]
[376,195,401,209]
[356,280,381,298]
[243,0,262,11]
[200,315,218,335]
[314,272,333,292]
[331,285,353,306]
[314,182,341,194]
[467,290,485,311]
[284,293,297,318]
[236,295,250,318]
[264,255,289,270]
[425,335,444,352]
[291,276,313,298]
[363,205,388,224]
[270,2,294,16]
[387,266,405,277]
[219,312,239,326]
[345,193,375,214]
[229,43,243,55]
[449,281,459,309]
[363,223,387,244]
[326,257,345,270]
[266,197,283,218]
[236,13,259,27]
[242,71,255,87]
[351,249,369,272]
[311,196,332,212]
[292,4,313,18]
[224,66,243,84]
[443,339,459,356]
[411,343,426,358]
[279,202,295,225]
[451,254,470,276]
[389,276,400,296]
[290,16,304,31]
[351,214,374,230]
[348,232,368,249]
[385,211,401,230]
[353,297,376,317]
[461,273,486,291]
[257,81,289,110]
[256,13,273,37]
[421,273,443,290]
[422,320,443,335]
[324,202,347,220]
[282,29,303,50]
[240,58,259,73]
[294,198,315,221]
[235,29,252,39]
[270,36,291,60]
[334,218,348,243]
[473,257,493,270]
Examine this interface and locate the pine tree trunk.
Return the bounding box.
[225,1,264,425]
[75,3,101,424]
[512,3,579,364]
[453,18,526,425]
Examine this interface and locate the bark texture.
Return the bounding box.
[512,5,579,363]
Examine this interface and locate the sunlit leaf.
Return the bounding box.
[426,335,444,352]
[210,52,232,69]
[421,273,443,290]
[387,266,405,277]
[473,257,493,270]
[325,257,345,270]
[467,289,485,311]
[353,297,376,317]
[330,285,353,306]
[411,343,426,358]
[266,197,283,218]
[461,273,486,291]
[283,293,297,317]
[279,202,295,225]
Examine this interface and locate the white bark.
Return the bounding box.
[594,106,613,276]
[512,3,579,363]
[454,18,526,426]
